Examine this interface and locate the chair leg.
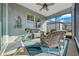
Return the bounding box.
[59,45,61,56]
[48,48,50,56]
[59,39,65,56]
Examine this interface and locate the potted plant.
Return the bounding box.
[25,28,32,33]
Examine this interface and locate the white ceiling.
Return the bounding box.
[18,3,72,17]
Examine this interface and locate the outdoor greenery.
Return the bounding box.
[25,28,32,33]
[27,15,34,21]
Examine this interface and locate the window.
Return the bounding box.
[47,13,72,30]
[27,15,34,21]
[35,17,41,28]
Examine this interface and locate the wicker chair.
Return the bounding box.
[40,31,66,55]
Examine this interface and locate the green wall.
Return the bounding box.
[8,3,46,36]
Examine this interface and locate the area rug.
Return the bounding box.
[25,43,42,56]
[25,39,69,56]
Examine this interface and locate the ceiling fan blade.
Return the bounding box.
[46,7,49,11]
[47,3,55,6]
[40,7,43,11]
[36,3,43,6]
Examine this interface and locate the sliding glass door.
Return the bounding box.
[0,4,7,52]
[73,3,79,51]
[0,3,3,51]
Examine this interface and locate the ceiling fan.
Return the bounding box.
[36,3,55,11]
